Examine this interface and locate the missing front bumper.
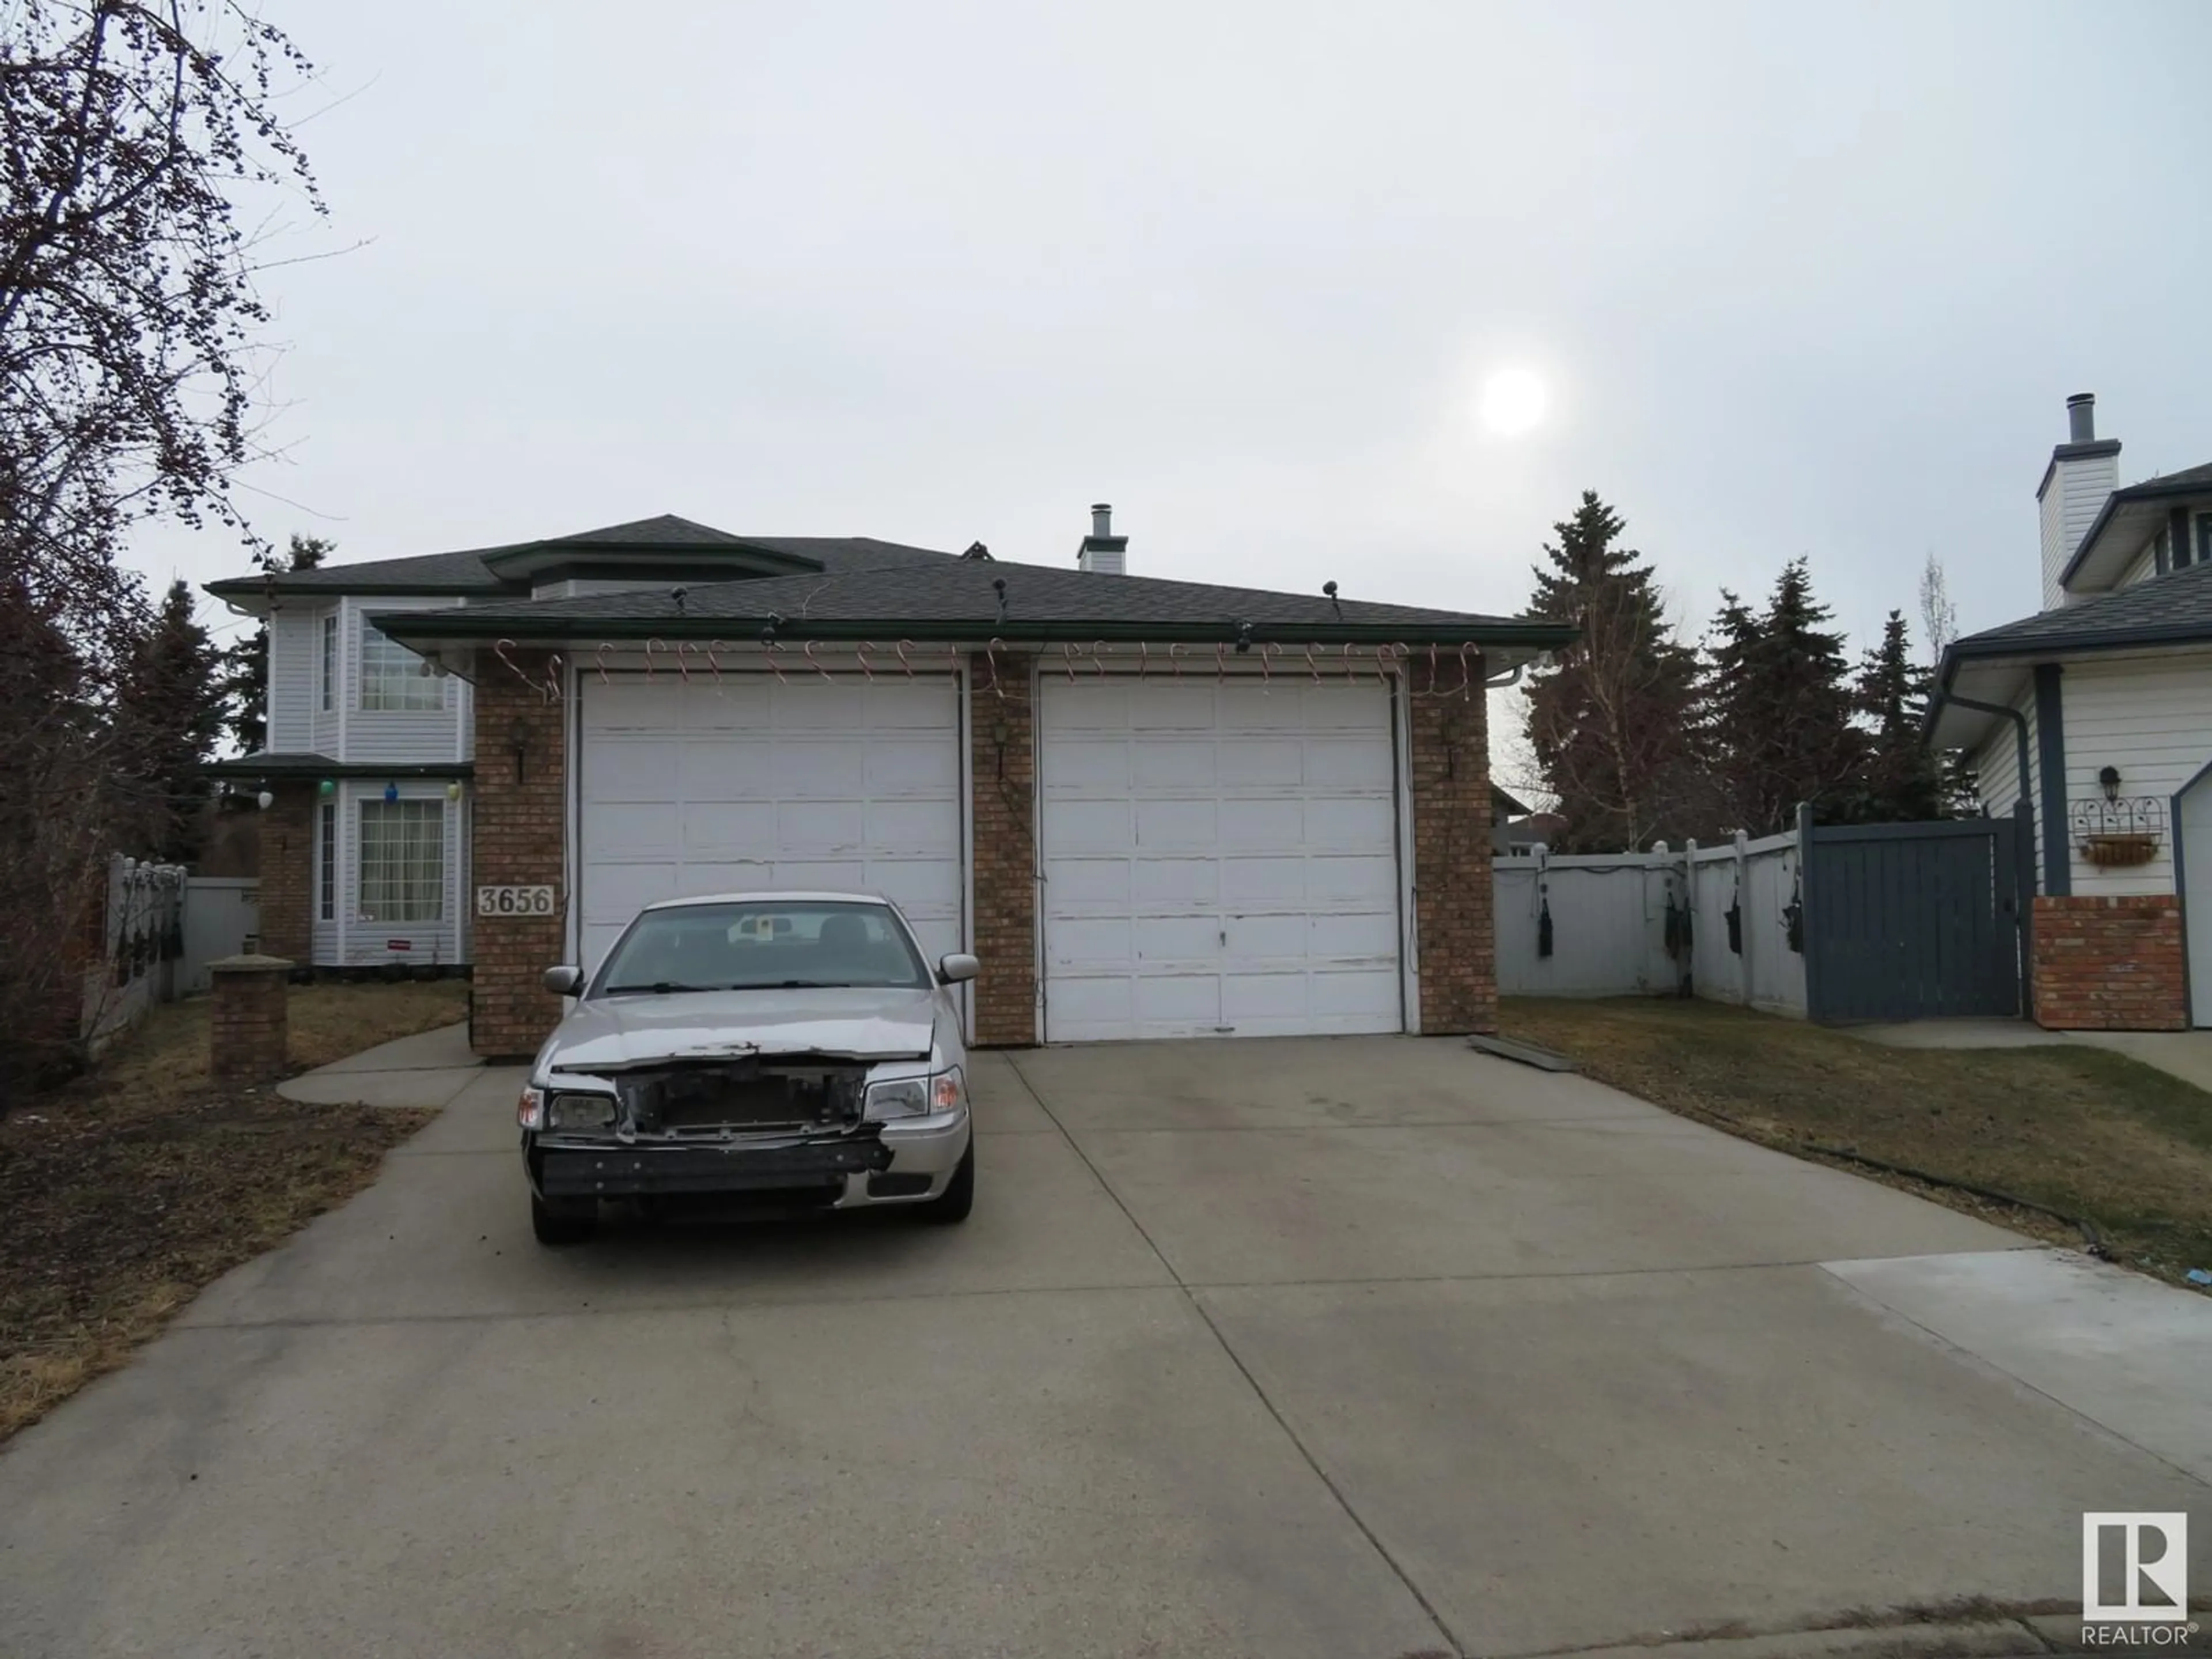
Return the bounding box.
[533,1137,892,1199]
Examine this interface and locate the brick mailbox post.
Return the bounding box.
[209,955,293,1084]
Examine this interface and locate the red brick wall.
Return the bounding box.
[470,647,568,1058]
[210,961,290,1084]
[968,651,1037,1046]
[1406,656,1498,1035]
[256,782,315,965]
[2031,895,2186,1031]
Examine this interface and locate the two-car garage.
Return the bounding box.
[572,668,1410,1043]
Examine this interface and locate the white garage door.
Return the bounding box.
[577,675,963,973]
[1039,676,1404,1041]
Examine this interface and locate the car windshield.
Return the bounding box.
[596,900,930,995]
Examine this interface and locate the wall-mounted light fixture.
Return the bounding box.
[507,718,531,785]
[256,790,274,810]
[446,781,463,802]
[2099,764,2122,802]
[318,778,335,797]
[384,781,400,804]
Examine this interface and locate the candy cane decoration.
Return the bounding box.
[803,641,833,681]
[1136,641,1149,680]
[1062,642,1081,683]
[855,641,877,682]
[763,640,788,685]
[594,642,614,685]
[1260,641,1281,691]
[1304,644,1321,684]
[675,641,696,683]
[493,639,527,687]
[542,653,564,704]
[895,639,915,678]
[1457,642,1476,699]
[1091,641,1109,679]
[983,638,1006,699]
[704,639,726,695]
[1168,642,1185,683]
[643,638,665,680]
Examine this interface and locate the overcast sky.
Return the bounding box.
[141,0,2212,682]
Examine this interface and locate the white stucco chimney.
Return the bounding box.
[2036,392,2120,609]
[1078,502,1128,575]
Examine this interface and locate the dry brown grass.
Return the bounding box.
[0,980,463,1442]
[1502,998,2212,1289]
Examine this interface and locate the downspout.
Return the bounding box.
[1929,683,2040,1017]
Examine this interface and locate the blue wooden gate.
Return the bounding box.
[1800,813,2026,1022]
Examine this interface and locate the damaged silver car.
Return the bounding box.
[518,892,978,1245]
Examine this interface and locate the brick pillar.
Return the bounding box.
[256,782,315,965]
[2031,895,2186,1031]
[968,651,1037,1046]
[1406,655,1498,1035]
[471,647,568,1058]
[210,955,291,1083]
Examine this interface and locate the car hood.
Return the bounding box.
[544,987,942,1074]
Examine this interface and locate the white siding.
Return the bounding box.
[2115,540,2160,590]
[2039,450,2119,608]
[532,578,672,599]
[342,596,466,765]
[267,604,319,752]
[2056,649,2212,897]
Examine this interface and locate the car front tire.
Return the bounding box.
[531,1192,597,1247]
[915,1144,975,1225]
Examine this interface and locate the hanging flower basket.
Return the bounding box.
[2080,832,2157,868]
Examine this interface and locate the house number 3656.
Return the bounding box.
[476,885,555,917]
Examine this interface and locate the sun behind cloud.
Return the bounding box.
[1478,366,1550,438]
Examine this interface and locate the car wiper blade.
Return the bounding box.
[601,981,714,996]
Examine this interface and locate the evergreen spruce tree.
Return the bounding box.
[116,579,225,862]
[1848,610,1945,822]
[1699,559,1861,834]
[1522,492,1702,850]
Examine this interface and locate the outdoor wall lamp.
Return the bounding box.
[507,718,531,785]
[2099,764,2122,802]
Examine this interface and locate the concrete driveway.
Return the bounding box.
[2,1035,2207,1659]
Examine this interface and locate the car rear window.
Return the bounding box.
[596,901,929,994]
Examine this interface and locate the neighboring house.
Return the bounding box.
[1929,393,2212,1031]
[209,509,1570,1056]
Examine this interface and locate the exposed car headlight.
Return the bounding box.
[547,1092,618,1131]
[517,1086,544,1130]
[865,1067,965,1121]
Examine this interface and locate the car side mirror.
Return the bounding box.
[543,964,582,997]
[937,952,980,984]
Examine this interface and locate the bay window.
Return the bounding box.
[358,799,444,923]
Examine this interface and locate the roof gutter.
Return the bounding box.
[1926,681,2032,827]
[369,611,1581,652]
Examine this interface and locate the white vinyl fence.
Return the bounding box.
[181,877,262,994]
[81,856,188,1053]
[1495,831,1808,1017]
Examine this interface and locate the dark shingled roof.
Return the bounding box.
[1946,558,2212,660]
[204,514,957,598]
[373,555,1563,647]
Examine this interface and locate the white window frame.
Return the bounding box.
[320,613,337,712]
[357,798,445,923]
[318,801,336,922]
[359,622,444,713]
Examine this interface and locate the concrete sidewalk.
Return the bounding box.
[277,1020,484,1108]
[1847,1018,2212,1090]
